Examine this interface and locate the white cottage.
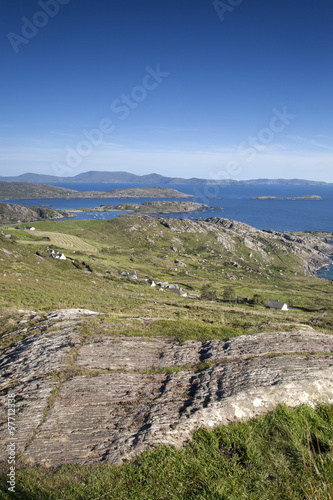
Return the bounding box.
[266,300,288,311]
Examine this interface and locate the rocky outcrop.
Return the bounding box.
[1,310,333,467]
[123,216,332,275]
[0,202,74,224]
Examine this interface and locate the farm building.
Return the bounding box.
[49,250,66,260]
[169,287,187,297]
[266,300,288,311]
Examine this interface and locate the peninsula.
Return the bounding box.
[79,201,213,214]
[0,182,193,200]
[0,202,73,224]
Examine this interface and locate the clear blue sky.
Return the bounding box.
[1,0,333,181]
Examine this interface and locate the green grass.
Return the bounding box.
[19,230,98,253]
[1,404,332,499]
[108,318,244,343]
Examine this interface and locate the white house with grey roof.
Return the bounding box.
[266,300,288,311]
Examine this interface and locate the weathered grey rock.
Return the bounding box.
[45,309,102,321]
[0,326,80,390]
[77,337,201,371]
[1,311,333,467]
[0,379,57,455]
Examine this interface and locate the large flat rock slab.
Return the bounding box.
[25,373,167,465]
[1,313,333,467]
[76,337,201,370]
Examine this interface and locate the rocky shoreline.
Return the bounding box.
[0,202,75,224]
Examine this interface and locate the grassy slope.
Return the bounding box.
[0,217,332,499]
[0,217,332,327]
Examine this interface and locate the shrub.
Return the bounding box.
[222,286,236,302]
[201,284,217,301]
[251,294,264,305]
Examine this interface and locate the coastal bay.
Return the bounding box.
[2,183,332,232]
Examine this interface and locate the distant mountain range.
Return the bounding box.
[0,171,331,186]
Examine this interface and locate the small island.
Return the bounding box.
[75,201,214,214]
[252,195,323,201]
[103,187,193,199]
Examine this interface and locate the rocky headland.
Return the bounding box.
[134,216,332,275]
[0,202,73,224]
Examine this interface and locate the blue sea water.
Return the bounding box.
[317,256,333,280]
[3,183,332,233]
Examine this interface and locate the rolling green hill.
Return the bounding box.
[1,215,332,315]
